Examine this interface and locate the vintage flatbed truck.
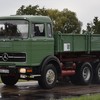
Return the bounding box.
[0,15,100,89]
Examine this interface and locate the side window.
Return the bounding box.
[33,23,45,36]
[47,24,52,37]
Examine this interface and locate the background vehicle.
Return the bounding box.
[0,15,100,89]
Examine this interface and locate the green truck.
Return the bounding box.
[0,15,100,89]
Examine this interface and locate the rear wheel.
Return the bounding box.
[1,74,19,86]
[93,63,100,84]
[70,62,93,85]
[38,64,57,89]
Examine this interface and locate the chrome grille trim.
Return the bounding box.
[0,53,26,62]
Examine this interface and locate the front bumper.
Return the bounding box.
[0,65,33,75]
[0,65,18,74]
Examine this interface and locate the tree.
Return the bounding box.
[16,5,40,15]
[60,9,82,33]
[16,5,82,33]
[86,17,100,34]
[93,17,100,34]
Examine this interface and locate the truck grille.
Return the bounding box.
[0,53,26,62]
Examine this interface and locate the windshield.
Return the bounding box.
[0,20,28,39]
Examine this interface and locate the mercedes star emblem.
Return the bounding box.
[2,53,9,61]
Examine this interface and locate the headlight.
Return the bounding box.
[19,68,26,73]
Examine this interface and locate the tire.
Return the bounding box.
[93,63,100,84]
[70,62,93,85]
[1,74,19,86]
[38,64,57,89]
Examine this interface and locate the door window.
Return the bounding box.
[47,24,52,37]
[32,23,45,36]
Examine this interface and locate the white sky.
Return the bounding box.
[0,0,100,29]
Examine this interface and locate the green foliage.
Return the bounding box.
[65,94,100,100]
[61,9,82,33]
[86,17,100,34]
[16,5,40,15]
[16,5,82,33]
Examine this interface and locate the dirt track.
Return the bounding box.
[0,81,100,100]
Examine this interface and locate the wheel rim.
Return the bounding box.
[46,69,55,85]
[82,67,91,81]
[98,67,100,78]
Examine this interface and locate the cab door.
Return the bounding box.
[31,23,54,65]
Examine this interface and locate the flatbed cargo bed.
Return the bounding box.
[54,32,100,53]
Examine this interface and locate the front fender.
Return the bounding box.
[40,55,61,76]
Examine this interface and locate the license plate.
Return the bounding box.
[0,69,9,73]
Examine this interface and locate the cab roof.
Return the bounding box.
[0,15,52,23]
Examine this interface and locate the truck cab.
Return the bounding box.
[0,15,61,89]
[0,15,54,65]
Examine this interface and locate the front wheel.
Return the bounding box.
[1,74,19,86]
[38,64,57,89]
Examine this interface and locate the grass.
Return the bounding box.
[65,94,100,100]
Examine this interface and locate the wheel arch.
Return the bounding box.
[40,55,61,77]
